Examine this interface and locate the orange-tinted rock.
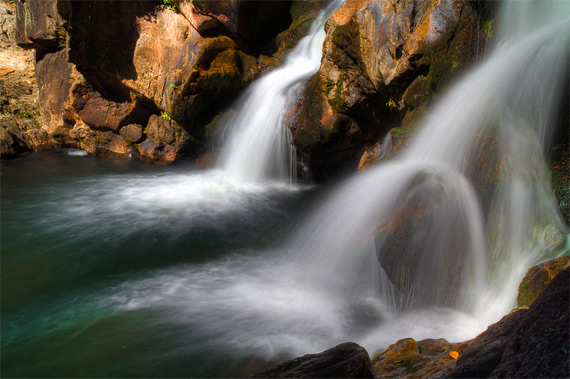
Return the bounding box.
[0,3,56,158]
[371,337,471,379]
[289,0,489,179]
[14,0,295,161]
[137,114,190,163]
[119,124,144,144]
[517,256,570,307]
[357,143,383,171]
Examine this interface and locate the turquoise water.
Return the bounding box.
[1,151,320,377]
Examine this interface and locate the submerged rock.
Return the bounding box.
[250,342,375,378]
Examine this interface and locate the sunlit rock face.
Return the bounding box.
[289,0,490,180]
[12,0,295,162]
[0,0,56,157]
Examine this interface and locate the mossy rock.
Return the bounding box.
[517,256,570,307]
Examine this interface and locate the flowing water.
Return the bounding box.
[2,0,569,377]
[220,0,344,183]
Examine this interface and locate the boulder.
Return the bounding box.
[448,266,569,378]
[250,342,375,378]
[517,256,569,307]
[371,337,470,379]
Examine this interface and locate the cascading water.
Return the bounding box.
[96,0,569,360]
[219,0,344,183]
[99,0,568,359]
[289,0,569,327]
[3,1,568,377]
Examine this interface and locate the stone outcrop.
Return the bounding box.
[516,255,569,307]
[0,0,56,157]
[371,338,470,379]
[288,0,492,180]
[8,0,307,162]
[250,342,375,378]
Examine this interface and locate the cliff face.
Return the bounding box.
[0,0,56,157]
[287,0,492,180]
[6,0,300,162]
[2,0,492,167]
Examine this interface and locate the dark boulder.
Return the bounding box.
[448,266,570,378]
[250,342,375,378]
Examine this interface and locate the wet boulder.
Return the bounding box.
[371,338,470,379]
[448,266,570,378]
[250,342,375,378]
[517,256,569,307]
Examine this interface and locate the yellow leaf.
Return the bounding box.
[449,351,459,359]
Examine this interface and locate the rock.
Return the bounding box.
[13,0,298,161]
[517,256,569,307]
[119,124,144,144]
[136,114,190,163]
[0,4,56,159]
[0,0,34,71]
[372,338,430,378]
[274,0,325,61]
[250,342,375,378]
[374,172,472,308]
[14,0,65,52]
[289,0,491,180]
[357,142,384,171]
[448,266,570,378]
[371,337,470,379]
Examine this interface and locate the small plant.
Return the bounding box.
[170,83,178,89]
[386,98,397,110]
[452,59,458,69]
[160,112,171,121]
[163,0,176,10]
[18,110,34,118]
[56,26,67,48]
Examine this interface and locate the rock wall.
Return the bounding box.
[7,0,310,162]
[0,0,56,157]
[287,0,492,180]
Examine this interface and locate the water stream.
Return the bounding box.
[1,0,568,377]
[220,0,344,183]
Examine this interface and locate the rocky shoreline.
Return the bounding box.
[251,258,569,378]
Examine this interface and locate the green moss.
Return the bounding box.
[484,19,494,39]
[18,110,34,118]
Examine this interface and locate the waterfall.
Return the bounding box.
[288,0,569,326]
[90,0,568,364]
[219,0,344,183]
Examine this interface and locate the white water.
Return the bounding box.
[288,0,569,327]
[219,0,344,183]
[100,0,568,364]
